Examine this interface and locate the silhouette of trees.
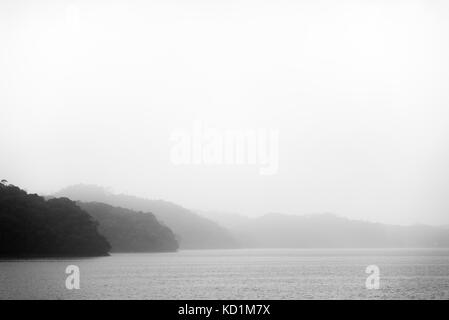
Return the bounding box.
[0,183,110,257]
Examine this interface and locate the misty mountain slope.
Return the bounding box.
[54,185,237,249]
[200,212,449,248]
[77,202,178,252]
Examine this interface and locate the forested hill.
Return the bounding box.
[78,202,179,252]
[55,184,237,249]
[0,182,110,257]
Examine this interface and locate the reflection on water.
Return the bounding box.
[1,249,449,299]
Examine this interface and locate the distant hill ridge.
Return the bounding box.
[77,202,178,252]
[198,211,449,248]
[54,184,237,249]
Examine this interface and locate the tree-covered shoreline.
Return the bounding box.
[0,181,110,257]
[0,181,179,257]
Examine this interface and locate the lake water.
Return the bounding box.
[1,249,449,299]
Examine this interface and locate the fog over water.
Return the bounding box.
[1,0,449,226]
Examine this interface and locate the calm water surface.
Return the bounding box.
[1,249,448,299]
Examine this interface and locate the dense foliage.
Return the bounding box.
[0,183,110,257]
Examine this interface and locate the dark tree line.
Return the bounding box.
[0,182,110,257]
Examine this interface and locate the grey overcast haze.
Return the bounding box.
[1,0,449,226]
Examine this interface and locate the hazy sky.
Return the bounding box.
[1,0,448,225]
